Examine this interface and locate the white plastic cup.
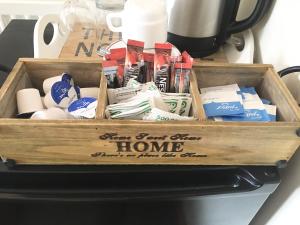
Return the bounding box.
[43,75,62,94]
[44,92,57,109]
[44,85,78,109]
[80,87,99,98]
[31,107,74,120]
[106,0,168,48]
[17,88,44,115]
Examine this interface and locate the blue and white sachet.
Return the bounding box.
[201,90,244,117]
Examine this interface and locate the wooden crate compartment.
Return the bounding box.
[193,64,300,122]
[0,59,102,118]
[0,59,299,166]
[96,70,206,120]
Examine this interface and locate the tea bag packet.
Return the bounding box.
[162,92,191,97]
[123,39,145,86]
[174,51,193,93]
[239,87,261,102]
[201,90,244,117]
[107,85,142,104]
[217,101,270,122]
[126,78,142,89]
[102,60,120,88]
[162,96,192,116]
[106,81,161,105]
[143,108,194,121]
[154,43,172,92]
[67,97,98,119]
[179,97,192,116]
[140,82,162,98]
[110,105,152,120]
[143,52,154,83]
[140,82,170,112]
[121,83,169,112]
[200,84,240,94]
[105,95,152,120]
[105,48,126,86]
[264,104,277,121]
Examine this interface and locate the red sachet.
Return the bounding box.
[102,60,120,88]
[105,48,126,87]
[154,43,172,92]
[123,39,144,86]
[143,52,154,82]
[174,51,193,93]
[169,55,182,92]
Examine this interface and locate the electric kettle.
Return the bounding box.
[167,0,272,57]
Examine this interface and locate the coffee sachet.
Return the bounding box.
[170,55,182,92]
[124,39,145,86]
[102,60,120,88]
[105,48,126,87]
[143,52,154,83]
[154,43,172,92]
[174,51,193,93]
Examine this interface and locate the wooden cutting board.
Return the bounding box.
[59,24,228,64]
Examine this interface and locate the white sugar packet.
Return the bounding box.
[201,90,244,117]
[239,87,261,103]
[215,101,270,122]
[143,108,195,121]
[264,104,277,121]
[200,84,240,94]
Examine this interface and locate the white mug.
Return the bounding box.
[17,88,44,115]
[106,0,168,48]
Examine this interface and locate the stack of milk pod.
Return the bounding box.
[200,84,277,122]
[102,39,194,121]
[16,73,99,119]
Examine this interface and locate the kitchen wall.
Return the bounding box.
[252,0,300,70]
[0,0,65,32]
[240,0,300,224]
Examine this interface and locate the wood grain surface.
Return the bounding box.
[59,24,228,64]
[0,59,299,165]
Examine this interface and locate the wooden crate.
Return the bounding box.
[0,58,299,166]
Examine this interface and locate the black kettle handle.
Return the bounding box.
[227,0,273,34]
[278,66,300,77]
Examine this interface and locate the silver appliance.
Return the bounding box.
[167,0,272,57]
